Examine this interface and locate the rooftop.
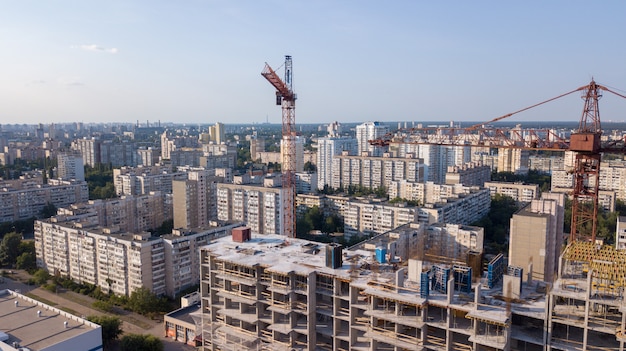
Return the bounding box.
[0,289,101,351]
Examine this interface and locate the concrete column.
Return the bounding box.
[307,272,316,351]
[582,272,593,351]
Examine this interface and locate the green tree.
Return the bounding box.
[15,252,36,271]
[40,203,58,218]
[32,269,50,285]
[87,315,122,347]
[120,334,163,351]
[303,161,316,172]
[127,287,167,315]
[0,232,21,267]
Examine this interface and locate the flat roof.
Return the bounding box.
[165,304,200,325]
[0,290,100,351]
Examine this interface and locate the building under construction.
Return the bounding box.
[198,226,626,351]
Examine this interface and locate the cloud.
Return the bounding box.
[58,77,85,87]
[26,80,46,86]
[72,44,118,54]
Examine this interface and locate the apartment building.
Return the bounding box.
[57,151,85,181]
[316,137,358,190]
[216,183,284,235]
[445,161,491,187]
[484,181,539,203]
[509,193,565,283]
[199,232,626,351]
[113,165,187,196]
[389,181,483,205]
[497,148,529,174]
[0,178,88,223]
[295,172,317,194]
[35,218,240,297]
[418,188,491,225]
[342,199,419,237]
[356,121,389,157]
[331,152,425,190]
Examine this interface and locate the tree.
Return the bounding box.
[0,232,21,267]
[15,252,36,271]
[127,287,167,315]
[88,315,122,347]
[32,269,50,285]
[120,334,163,351]
[303,161,316,172]
[40,203,57,218]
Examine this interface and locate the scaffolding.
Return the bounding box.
[432,265,451,293]
[487,253,506,289]
[562,242,626,296]
[453,265,472,294]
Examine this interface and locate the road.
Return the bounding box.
[1,271,195,351]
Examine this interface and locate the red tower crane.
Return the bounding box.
[261,56,297,238]
[371,80,626,243]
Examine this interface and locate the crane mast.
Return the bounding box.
[262,56,297,238]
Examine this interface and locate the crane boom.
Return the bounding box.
[370,79,626,244]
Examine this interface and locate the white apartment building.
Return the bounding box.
[418,188,491,225]
[389,181,481,205]
[343,199,419,237]
[356,121,389,157]
[58,192,172,234]
[113,165,187,196]
[617,216,626,250]
[0,178,88,223]
[316,137,358,190]
[295,172,317,194]
[331,152,425,190]
[445,161,491,186]
[216,183,284,235]
[484,181,539,203]
[57,151,85,181]
[35,218,240,297]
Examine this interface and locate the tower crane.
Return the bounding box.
[262,56,297,238]
[370,80,626,243]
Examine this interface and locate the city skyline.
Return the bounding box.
[2,1,626,125]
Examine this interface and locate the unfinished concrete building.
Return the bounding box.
[198,231,626,351]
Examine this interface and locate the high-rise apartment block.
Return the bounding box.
[35,218,240,297]
[0,177,88,223]
[207,122,225,144]
[484,181,539,203]
[497,148,529,174]
[57,192,173,234]
[331,152,425,190]
[56,151,85,181]
[216,183,284,235]
[173,169,222,229]
[509,192,565,282]
[316,137,358,190]
[113,165,187,196]
[445,162,491,187]
[355,121,389,156]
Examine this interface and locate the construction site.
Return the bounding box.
[196,223,626,351]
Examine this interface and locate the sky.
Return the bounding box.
[1,1,626,126]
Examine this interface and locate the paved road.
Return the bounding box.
[1,272,195,351]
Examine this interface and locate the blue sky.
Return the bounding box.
[2,1,626,125]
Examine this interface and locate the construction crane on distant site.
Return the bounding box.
[370,80,626,243]
[262,55,297,238]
